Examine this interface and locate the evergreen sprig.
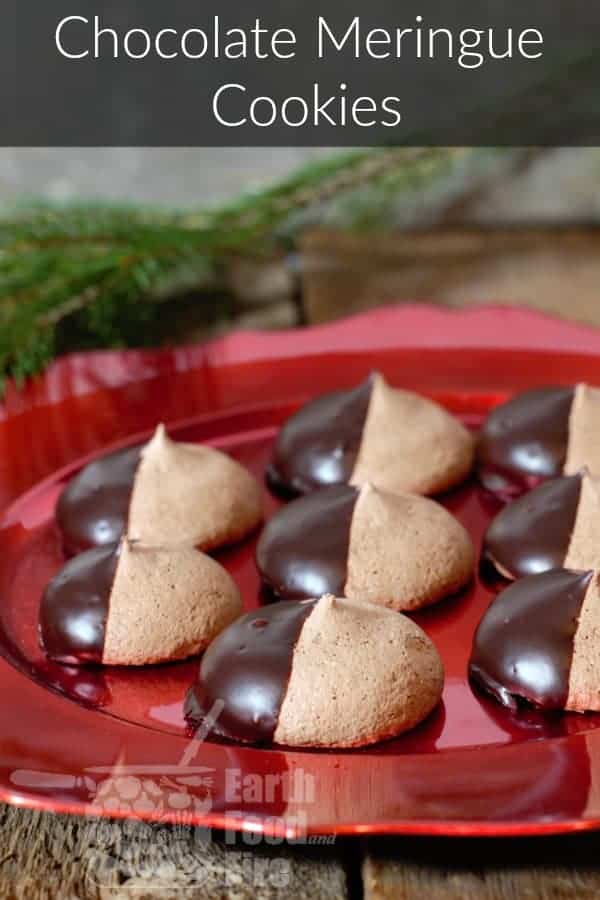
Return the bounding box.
[0,147,464,388]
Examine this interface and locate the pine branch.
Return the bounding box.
[0,147,468,387]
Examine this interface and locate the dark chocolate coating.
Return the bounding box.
[267,375,373,496]
[483,474,582,580]
[256,485,358,600]
[39,544,120,664]
[469,568,593,711]
[56,445,141,556]
[185,600,315,743]
[478,387,574,496]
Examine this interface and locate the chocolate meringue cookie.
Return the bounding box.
[40,539,242,666]
[57,424,263,555]
[267,372,474,497]
[483,471,600,580]
[478,383,600,497]
[469,568,600,712]
[185,594,444,748]
[256,483,474,609]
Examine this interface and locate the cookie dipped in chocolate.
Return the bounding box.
[56,445,141,556]
[483,474,582,580]
[57,425,263,557]
[41,539,242,668]
[478,386,574,498]
[256,485,358,600]
[185,600,315,743]
[40,544,119,664]
[469,568,593,710]
[267,375,374,496]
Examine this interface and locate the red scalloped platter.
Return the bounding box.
[3,304,600,837]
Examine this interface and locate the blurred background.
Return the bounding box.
[2,147,600,385]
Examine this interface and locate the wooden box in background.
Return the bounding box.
[298,227,600,326]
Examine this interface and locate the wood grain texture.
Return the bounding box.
[299,226,600,327]
[364,835,600,900]
[4,804,600,899]
[0,805,348,900]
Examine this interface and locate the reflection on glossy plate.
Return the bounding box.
[2,304,600,836]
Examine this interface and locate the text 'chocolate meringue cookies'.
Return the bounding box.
[40,539,242,666]
[256,483,474,610]
[267,372,474,497]
[57,424,263,555]
[185,594,444,748]
[469,568,600,712]
[478,383,600,498]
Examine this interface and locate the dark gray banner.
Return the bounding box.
[4,0,599,145]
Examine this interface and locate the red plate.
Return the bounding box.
[3,304,600,838]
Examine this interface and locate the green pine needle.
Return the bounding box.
[0,147,466,388]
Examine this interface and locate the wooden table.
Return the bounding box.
[3,804,600,899]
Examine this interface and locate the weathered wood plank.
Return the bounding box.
[0,805,348,900]
[364,834,600,900]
